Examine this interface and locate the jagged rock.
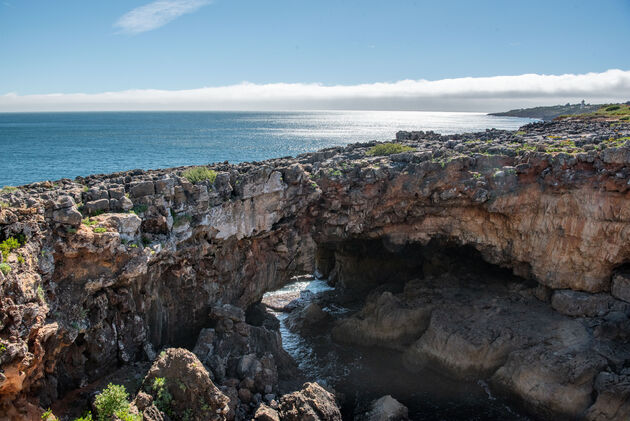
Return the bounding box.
[254,403,280,421]
[276,382,342,421]
[52,206,82,226]
[2,119,630,420]
[285,303,329,331]
[141,348,230,421]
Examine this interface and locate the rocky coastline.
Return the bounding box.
[1,118,630,420]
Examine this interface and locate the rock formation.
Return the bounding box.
[1,119,630,419]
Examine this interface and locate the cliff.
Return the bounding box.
[1,119,630,420]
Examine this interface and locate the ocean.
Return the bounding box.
[0,111,534,187]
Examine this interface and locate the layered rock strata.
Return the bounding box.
[1,119,630,419]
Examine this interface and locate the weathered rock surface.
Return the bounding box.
[141,348,230,421]
[275,382,342,421]
[1,119,630,419]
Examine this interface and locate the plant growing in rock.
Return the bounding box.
[151,377,173,416]
[0,236,20,259]
[82,218,97,226]
[182,167,217,184]
[37,285,46,303]
[0,263,11,275]
[41,408,53,420]
[93,227,107,233]
[93,383,139,421]
[73,412,93,421]
[366,143,414,156]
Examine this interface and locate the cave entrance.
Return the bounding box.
[314,237,528,293]
[262,236,535,420]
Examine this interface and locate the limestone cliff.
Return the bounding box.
[1,119,630,419]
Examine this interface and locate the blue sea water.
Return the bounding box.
[0,111,534,187]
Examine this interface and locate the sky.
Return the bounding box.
[1,0,630,112]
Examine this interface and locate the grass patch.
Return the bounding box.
[82,218,97,226]
[366,143,414,156]
[182,167,217,184]
[1,237,21,260]
[515,131,526,135]
[0,186,18,195]
[93,227,107,233]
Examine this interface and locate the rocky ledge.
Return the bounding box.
[1,119,630,420]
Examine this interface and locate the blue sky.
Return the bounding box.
[1,0,630,111]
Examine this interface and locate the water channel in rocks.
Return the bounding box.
[262,277,535,421]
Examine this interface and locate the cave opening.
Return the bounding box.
[263,236,537,420]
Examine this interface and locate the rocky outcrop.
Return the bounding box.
[140,348,231,421]
[1,119,630,419]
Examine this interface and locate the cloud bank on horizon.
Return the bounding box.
[114,0,212,34]
[2,69,630,112]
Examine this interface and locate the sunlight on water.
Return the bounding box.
[0,111,535,186]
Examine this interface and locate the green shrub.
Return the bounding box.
[182,167,217,184]
[606,105,621,111]
[82,218,97,226]
[0,237,20,259]
[74,412,93,421]
[41,408,53,420]
[366,143,414,156]
[93,383,135,421]
[93,227,107,233]
[37,285,46,303]
[151,377,173,416]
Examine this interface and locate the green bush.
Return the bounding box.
[74,412,93,421]
[366,143,414,156]
[0,263,11,275]
[606,105,621,111]
[93,383,139,421]
[151,377,173,416]
[182,167,217,184]
[93,227,107,233]
[0,237,20,259]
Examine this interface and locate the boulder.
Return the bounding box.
[276,382,342,421]
[141,348,230,421]
[491,344,607,418]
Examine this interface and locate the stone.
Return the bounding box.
[254,403,280,421]
[142,348,230,420]
[362,395,409,421]
[85,199,109,214]
[276,382,342,421]
[130,181,155,197]
[491,344,607,418]
[52,206,82,226]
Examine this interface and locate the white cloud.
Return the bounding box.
[114,0,212,34]
[2,69,630,112]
